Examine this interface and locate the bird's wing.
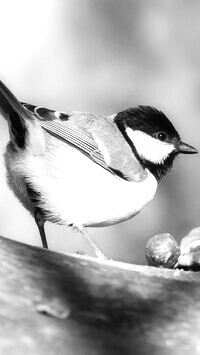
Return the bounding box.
[22,103,146,182]
[22,103,122,178]
[0,80,145,182]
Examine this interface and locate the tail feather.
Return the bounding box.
[0,81,33,148]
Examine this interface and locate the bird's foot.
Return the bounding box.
[78,227,109,261]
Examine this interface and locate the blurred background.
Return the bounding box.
[0,0,199,264]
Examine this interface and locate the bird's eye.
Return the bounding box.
[155,132,167,141]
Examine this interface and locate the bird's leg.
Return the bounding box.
[35,209,48,249]
[79,227,108,260]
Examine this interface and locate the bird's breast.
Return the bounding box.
[10,139,158,227]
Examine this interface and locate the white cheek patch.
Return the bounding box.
[126,128,175,164]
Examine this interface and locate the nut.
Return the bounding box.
[145,233,180,268]
[178,227,200,270]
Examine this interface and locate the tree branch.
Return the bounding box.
[0,235,199,354]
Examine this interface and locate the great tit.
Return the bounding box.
[0,81,197,259]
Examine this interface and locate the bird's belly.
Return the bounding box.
[17,145,158,227]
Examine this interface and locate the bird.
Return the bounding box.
[0,81,197,260]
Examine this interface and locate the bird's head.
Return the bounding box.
[114,106,198,181]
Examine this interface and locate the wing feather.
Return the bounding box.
[41,120,109,170]
[22,103,112,173]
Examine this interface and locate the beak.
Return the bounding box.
[178,141,198,154]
